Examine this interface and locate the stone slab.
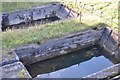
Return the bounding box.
[1,61,31,78]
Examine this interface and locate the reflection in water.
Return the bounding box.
[25,46,117,78]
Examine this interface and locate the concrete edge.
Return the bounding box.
[1,61,31,78]
[84,63,120,79]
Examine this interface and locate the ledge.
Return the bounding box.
[1,51,19,67]
[84,63,120,79]
[1,61,31,78]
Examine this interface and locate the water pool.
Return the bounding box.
[25,46,116,78]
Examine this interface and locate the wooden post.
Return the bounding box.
[77,13,79,17]
[100,11,103,23]
[75,0,77,6]
[111,16,114,27]
[101,11,103,18]
[80,12,82,23]
[91,5,94,14]
[67,9,71,18]
[83,4,86,9]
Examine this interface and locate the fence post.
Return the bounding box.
[67,9,71,18]
[83,4,86,9]
[91,5,94,14]
[80,12,82,24]
[111,16,114,27]
[100,11,103,23]
[75,0,77,6]
[100,11,103,18]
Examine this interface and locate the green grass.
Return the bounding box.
[2,18,99,50]
[2,2,54,12]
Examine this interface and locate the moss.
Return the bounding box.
[17,69,26,78]
[2,51,16,61]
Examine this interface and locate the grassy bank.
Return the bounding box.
[2,18,101,50]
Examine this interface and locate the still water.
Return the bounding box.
[26,46,116,78]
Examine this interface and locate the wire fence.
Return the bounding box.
[60,0,118,30]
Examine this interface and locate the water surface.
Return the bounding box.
[26,46,115,78]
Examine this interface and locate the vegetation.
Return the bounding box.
[2,19,99,50]
[2,1,119,50]
[60,0,119,32]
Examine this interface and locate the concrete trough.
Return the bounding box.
[1,26,120,78]
[1,1,119,79]
[2,2,78,31]
[15,28,103,65]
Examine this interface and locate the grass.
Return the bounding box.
[2,2,54,13]
[2,18,100,50]
[60,0,119,32]
[2,1,119,50]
